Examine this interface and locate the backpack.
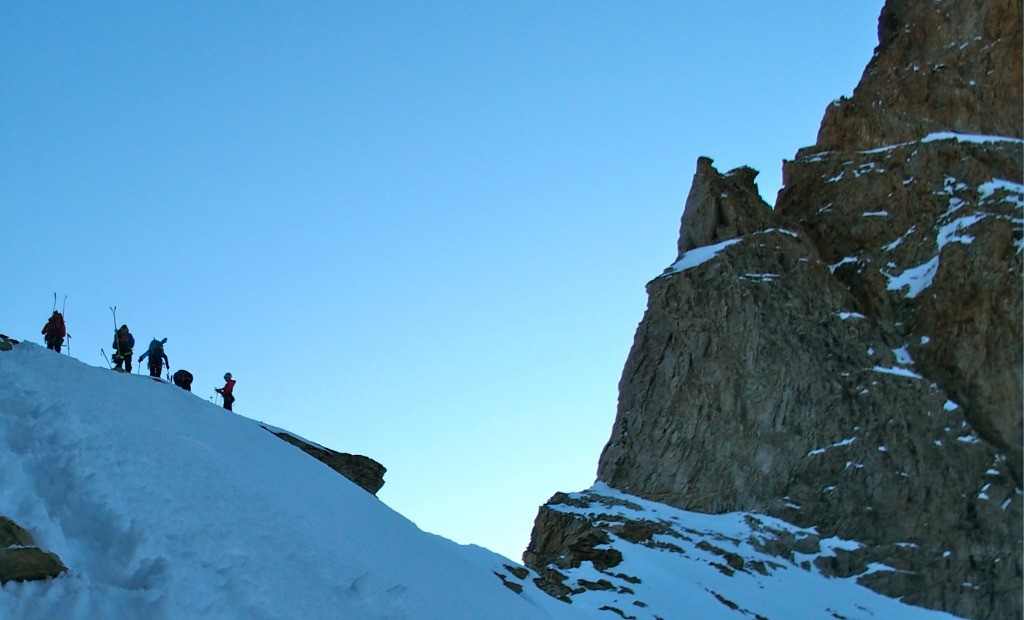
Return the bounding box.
[46,313,66,339]
[173,369,193,387]
[114,329,134,352]
[148,338,166,358]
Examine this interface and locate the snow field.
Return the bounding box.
[0,344,559,619]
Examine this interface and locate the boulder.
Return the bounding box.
[265,428,386,496]
[0,516,67,584]
[0,335,18,352]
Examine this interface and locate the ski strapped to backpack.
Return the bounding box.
[140,338,169,375]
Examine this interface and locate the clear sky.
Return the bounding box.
[2,2,883,561]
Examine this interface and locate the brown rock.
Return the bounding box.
[779,136,1023,482]
[677,158,774,257]
[265,428,386,495]
[0,515,67,584]
[0,548,67,584]
[815,0,1023,151]
[0,517,35,548]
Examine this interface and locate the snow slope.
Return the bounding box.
[0,343,571,619]
[0,344,969,619]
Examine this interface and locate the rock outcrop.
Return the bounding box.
[815,0,1022,151]
[265,428,386,495]
[527,2,1022,618]
[525,487,954,619]
[0,516,67,584]
[677,158,774,256]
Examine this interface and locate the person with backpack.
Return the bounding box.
[138,338,169,378]
[41,311,67,353]
[112,324,135,372]
[172,369,193,391]
[215,373,236,411]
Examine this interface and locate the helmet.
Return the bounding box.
[224,373,232,380]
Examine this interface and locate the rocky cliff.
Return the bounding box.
[527,1,1022,618]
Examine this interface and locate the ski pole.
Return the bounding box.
[101,349,112,369]
[62,296,69,356]
[52,292,56,313]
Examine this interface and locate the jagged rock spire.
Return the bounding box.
[677,157,774,258]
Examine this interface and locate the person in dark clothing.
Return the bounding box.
[138,338,169,378]
[172,369,193,391]
[41,311,67,353]
[112,325,135,372]
[215,373,236,411]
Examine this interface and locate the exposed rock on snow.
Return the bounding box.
[525,486,963,620]
[265,428,387,495]
[0,516,66,584]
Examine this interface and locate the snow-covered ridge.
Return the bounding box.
[0,343,566,619]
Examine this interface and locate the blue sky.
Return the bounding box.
[2,2,883,561]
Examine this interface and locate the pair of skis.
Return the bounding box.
[103,306,136,373]
[52,292,66,315]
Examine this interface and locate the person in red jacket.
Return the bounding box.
[41,311,67,353]
[215,373,236,411]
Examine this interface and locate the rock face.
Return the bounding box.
[0,516,67,584]
[593,159,1020,619]
[779,135,1023,485]
[527,2,1022,619]
[265,428,387,495]
[816,0,1022,151]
